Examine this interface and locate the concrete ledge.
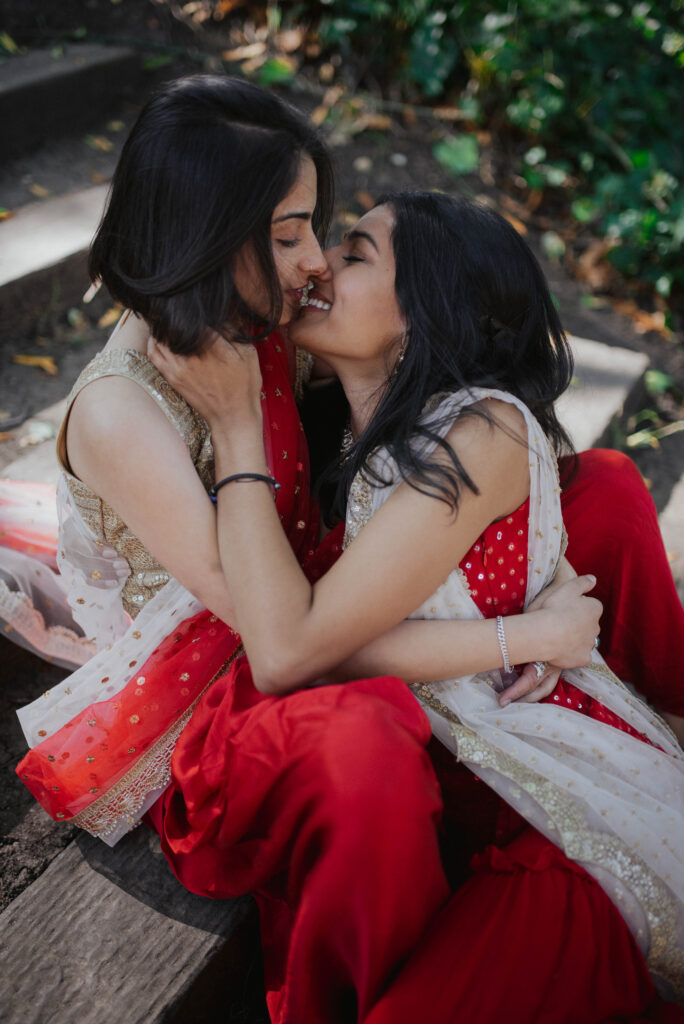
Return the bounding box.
[0,186,107,340]
[0,45,142,162]
[557,335,649,452]
[0,825,259,1024]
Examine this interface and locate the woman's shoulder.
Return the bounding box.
[59,347,211,482]
[416,388,529,456]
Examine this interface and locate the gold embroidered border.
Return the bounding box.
[446,716,683,999]
[71,646,244,840]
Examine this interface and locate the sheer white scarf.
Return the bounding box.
[344,388,684,1001]
[16,475,205,845]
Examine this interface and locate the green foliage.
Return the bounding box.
[290,0,684,320]
[259,57,297,84]
[433,134,479,174]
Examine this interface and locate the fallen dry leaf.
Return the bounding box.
[0,208,14,221]
[337,210,360,228]
[310,85,345,126]
[85,135,114,153]
[355,189,375,211]
[90,170,106,184]
[351,113,392,134]
[221,41,266,62]
[19,421,56,447]
[573,239,620,292]
[502,212,528,235]
[275,28,304,53]
[29,183,51,198]
[611,299,669,337]
[0,431,14,443]
[12,354,58,376]
[107,119,125,132]
[318,62,335,84]
[433,106,467,122]
[98,305,123,329]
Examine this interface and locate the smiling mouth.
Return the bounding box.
[300,285,332,311]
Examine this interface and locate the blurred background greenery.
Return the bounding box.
[305,0,683,330]
[2,0,682,332]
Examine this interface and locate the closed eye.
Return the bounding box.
[342,254,364,263]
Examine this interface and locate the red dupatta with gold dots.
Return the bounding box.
[16,331,319,844]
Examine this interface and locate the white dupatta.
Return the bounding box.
[344,388,684,1001]
[17,475,206,845]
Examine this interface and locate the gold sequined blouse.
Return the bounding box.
[56,348,214,617]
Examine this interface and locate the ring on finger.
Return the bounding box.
[532,660,546,681]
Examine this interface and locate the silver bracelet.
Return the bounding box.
[496,615,512,674]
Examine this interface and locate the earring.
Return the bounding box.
[393,337,407,375]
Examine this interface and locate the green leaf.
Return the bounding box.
[142,54,173,72]
[0,32,20,54]
[541,231,566,262]
[655,274,672,297]
[524,146,546,166]
[644,369,674,395]
[258,58,296,86]
[571,197,600,223]
[433,135,479,176]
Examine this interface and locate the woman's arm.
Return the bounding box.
[322,575,599,685]
[149,341,600,694]
[66,376,236,624]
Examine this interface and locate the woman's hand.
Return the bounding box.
[498,573,601,706]
[147,333,263,430]
[499,663,561,706]
[527,572,602,669]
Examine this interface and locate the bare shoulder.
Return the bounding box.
[67,375,187,485]
[444,397,527,456]
[70,375,172,440]
[442,397,530,514]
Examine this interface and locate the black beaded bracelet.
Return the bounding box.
[209,472,281,505]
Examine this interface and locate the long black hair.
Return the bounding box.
[329,191,574,520]
[89,75,334,354]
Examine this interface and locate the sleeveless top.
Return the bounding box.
[56,348,214,617]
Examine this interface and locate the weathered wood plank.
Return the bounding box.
[0,826,256,1024]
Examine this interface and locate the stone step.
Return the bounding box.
[556,334,649,452]
[0,186,108,343]
[0,825,263,1024]
[659,475,684,603]
[0,44,143,163]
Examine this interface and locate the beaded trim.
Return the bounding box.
[71,647,243,839]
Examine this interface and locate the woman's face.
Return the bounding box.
[233,154,328,325]
[289,204,405,372]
